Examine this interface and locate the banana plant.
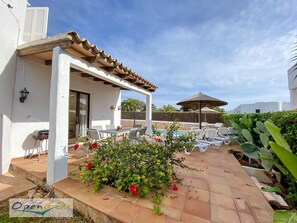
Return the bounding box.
[264,121,297,223]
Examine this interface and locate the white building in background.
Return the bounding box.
[0,0,156,184]
[288,64,297,110]
[228,102,291,114]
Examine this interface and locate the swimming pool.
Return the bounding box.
[155,129,187,136]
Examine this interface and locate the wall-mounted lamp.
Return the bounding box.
[110,105,115,110]
[118,106,122,111]
[19,87,29,103]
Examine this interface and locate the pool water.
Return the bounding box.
[155,129,187,136]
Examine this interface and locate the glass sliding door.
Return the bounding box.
[68,90,90,142]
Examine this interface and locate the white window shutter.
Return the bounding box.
[22,7,49,42]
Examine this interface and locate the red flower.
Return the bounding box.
[87,162,93,170]
[129,184,140,196]
[91,142,98,149]
[172,175,175,181]
[133,187,140,196]
[73,144,79,151]
[173,184,178,191]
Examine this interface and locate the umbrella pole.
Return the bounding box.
[199,101,202,129]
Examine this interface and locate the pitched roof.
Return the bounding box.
[18,31,157,92]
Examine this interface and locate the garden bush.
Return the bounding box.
[81,122,196,214]
[223,111,297,154]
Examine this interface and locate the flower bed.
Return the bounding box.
[81,123,196,214]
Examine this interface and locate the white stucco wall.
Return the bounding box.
[10,58,121,158]
[288,64,297,110]
[228,102,291,114]
[0,0,27,174]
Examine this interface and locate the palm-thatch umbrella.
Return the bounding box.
[195,107,220,122]
[177,92,227,129]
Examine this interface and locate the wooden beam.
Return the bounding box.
[70,68,82,73]
[81,73,93,78]
[94,77,103,81]
[44,60,52,66]
[103,81,113,85]
[82,56,97,63]
[18,40,72,56]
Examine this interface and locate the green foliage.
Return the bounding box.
[158,104,178,112]
[81,122,196,214]
[121,98,145,111]
[273,210,297,223]
[265,121,297,180]
[223,111,297,154]
[261,186,283,194]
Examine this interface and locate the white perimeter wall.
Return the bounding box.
[11,58,121,158]
[0,0,27,174]
[288,65,297,110]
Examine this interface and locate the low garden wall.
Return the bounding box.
[121,111,223,123]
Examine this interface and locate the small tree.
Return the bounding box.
[158,105,178,112]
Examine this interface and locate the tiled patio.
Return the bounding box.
[10,144,274,223]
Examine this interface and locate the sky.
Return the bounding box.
[30,0,297,111]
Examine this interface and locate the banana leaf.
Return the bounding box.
[273,210,297,223]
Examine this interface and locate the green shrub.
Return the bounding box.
[81,122,196,214]
[223,111,297,154]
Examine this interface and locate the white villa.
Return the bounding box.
[288,64,297,110]
[228,101,291,114]
[0,1,156,184]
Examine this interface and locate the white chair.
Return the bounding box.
[106,124,115,130]
[204,128,223,149]
[214,123,224,128]
[216,127,230,145]
[185,129,210,154]
[87,129,101,141]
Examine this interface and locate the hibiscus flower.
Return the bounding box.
[91,142,98,149]
[87,162,93,170]
[73,144,79,151]
[173,184,178,191]
[129,184,140,196]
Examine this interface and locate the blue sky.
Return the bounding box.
[30,0,297,111]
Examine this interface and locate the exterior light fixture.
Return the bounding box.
[110,105,115,110]
[118,106,122,111]
[19,87,29,103]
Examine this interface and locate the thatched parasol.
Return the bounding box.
[177,92,227,128]
[195,107,220,122]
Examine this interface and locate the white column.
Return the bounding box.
[47,47,70,185]
[145,94,152,136]
[0,114,12,175]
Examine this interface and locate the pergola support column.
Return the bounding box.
[146,94,152,136]
[47,47,70,185]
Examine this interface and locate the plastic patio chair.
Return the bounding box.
[184,129,210,154]
[204,128,223,149]
[216,127,231,145]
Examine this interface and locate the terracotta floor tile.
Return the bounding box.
[234,197,250,213]
[109,200,140,223]
[244,194,273,210]
[184,199,211,220]
[0,190,15,202]
[208,167,227,177]
[187,187,210,203]
[238,212,256,223]
[209,183,232,197]
[169,184,189,197]
[210,204,240,223]
[182,177,209,191]
[53,178,88,197]
[132,207,165,223]
[250,207,273,223]
[230,187,244,198]
[162,192,186,211]
[84,192,121,214]
[161,206,183,220]
[209,175,232,186]
[182,213,211,223]
[164,216,183,223]
[135,198,154,210]
[210,192,236,210]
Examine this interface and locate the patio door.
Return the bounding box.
[68,90,90,142]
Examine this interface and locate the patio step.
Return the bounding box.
[9,158,46,187]
[0,171,36,202]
